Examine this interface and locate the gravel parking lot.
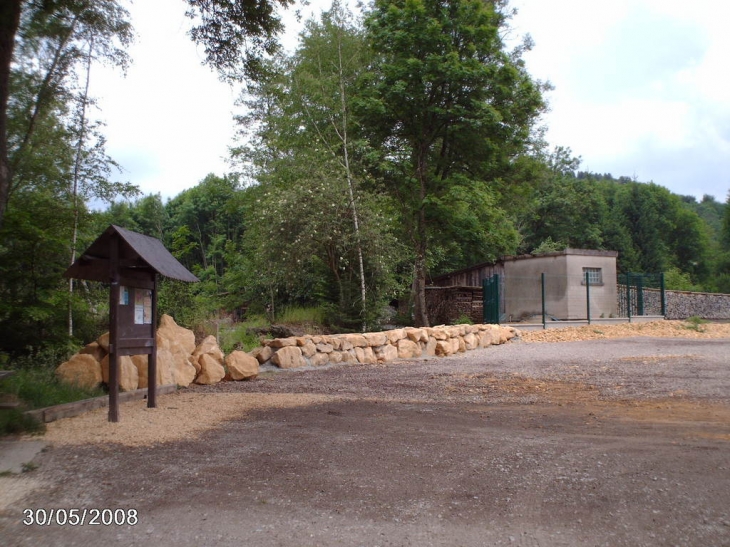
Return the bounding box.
[2,328,729,546]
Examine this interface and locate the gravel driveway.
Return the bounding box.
[2,335,729,547]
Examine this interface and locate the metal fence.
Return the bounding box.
[484,272,665,326]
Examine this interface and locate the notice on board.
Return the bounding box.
[134,289,152,325]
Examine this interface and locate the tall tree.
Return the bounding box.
[358,0,546,326]
[183,0,294,82]
[0,0,22,230]
[1,0,132,230]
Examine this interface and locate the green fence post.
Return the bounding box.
[637,274,645,315]
[626,273,632,322]
[660,272,666,317]
[586,271,591,324]
[541,273,546,330]
[495,274,500,325]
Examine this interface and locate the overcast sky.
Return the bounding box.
[89,0,730,204]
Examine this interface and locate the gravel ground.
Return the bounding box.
[1,321,729,546]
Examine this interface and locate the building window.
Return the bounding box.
[582,267,603,285]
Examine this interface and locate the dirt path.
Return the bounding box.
[1,324,729,546]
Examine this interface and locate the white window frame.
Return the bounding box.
[582,267,603,286]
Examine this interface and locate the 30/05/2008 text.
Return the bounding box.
[23,508,138,526]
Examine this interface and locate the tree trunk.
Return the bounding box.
[68,37,94,337]
[412,146,430,327]
[0,0,23,231]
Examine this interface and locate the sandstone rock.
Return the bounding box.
[374,344,398,362]
[456,336,466,353]
[424,336,438,356]
[463,333,478,350]
[101,355,139,392]
[251,345,273,364]
[170,354,197,387]
[300,340,317,358]
[225,351,259,381]
[195,353,226,384]
[340,351,358,364]
[338,338,354,351]
[386,328,406,344]
[354,346,377,364]
[192,335,224,366]
[271,346,306,369]
[341,333,368,348]
[155,348,177,386]
[79,342,105,362]
[363,332,387,346]
[56,354,102,389]
[97,332,110,352]
[328,351,344,364]
[316,342,334,353]
[268,337,297,348]
[157,314,196,355]
[131,352,174,389]
[405,328,427,344]
[397,339,422,359]
[310,353,330,367]
[435,340,453,357]
[432,329,449,341]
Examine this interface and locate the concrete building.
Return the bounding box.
[428,249,619,323]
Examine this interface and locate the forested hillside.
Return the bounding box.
[0,0,728,363]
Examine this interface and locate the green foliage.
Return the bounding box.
[2,366,104,410]
[684,315,708,332]
[663,267,702,292]
[358,0,547,325]
[453,314,473,325]
[184,0,294,81]
[219,320,265,354]
[278,306,326,326]
[531,237,566,256]
[0,409,45,437]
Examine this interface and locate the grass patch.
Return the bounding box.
[0,408,45,436]
[453,314,474,325]
[220,320,265,353]
[3,367,105,410]
[1,367,105,437]
[684,316,709,332]
[278,306,326,325]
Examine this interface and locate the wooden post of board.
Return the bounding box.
[108,234,120,423]
[147,275,158,409]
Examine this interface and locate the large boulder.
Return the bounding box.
[374,344,398,362]
[96,332,110,352]
[271,346,306,369]
[225,351,259,381]
[169,353,197,387]
[157,314,196,355]
[79,341,105,362]
[250,345,274,364]
[310,352,330,367]
[192,335,224,368]
[195,353,226,384]
[397,339,422,359]
[101,355,139,392]
[131,351,174,389]
[354,346,377,364]
[363,332,387,347]
[56,354,102,389]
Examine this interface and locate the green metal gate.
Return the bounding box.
[482,274,501,324]
[618,272,666,318]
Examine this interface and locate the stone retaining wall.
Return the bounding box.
[639,288,730,320]
[252,324,518,369]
